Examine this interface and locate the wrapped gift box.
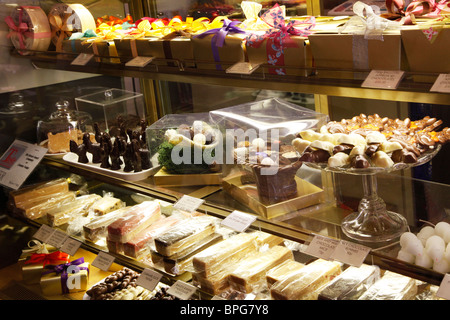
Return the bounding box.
[22,251,70,284]
[401,26,450,82]
[40,258,89,296]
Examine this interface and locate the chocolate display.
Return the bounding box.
[294,114,450,169]
[86,267,140,300]
[70,116,151,173]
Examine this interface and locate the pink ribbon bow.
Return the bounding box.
[246,4,315,75]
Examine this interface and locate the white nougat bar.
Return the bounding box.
[270,259,342,300]
[229,246,294,293]
[91,196,124,215]
[358,271,417,300]
[47,194,102,226]
[266,260,305,287]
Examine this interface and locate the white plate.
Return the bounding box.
[63,152,160,181]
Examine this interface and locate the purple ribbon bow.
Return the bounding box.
[43,257,88,294]
[194,19,247,70]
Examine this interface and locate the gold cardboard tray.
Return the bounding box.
[153,168,223,187]
[222,174,324,219]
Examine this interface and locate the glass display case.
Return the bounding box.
[1,0,450,301]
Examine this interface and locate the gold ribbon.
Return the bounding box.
[49,12,73,52]
[239,1,272,30]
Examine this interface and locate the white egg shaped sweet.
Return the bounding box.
[426,235,446,262]
[435,222,450,242]
[433,258,450,274]
[400,232,418,248]
[415,253,433,269]
[417,226,435,246]
[445,243,450,262]
[397,250,415,264]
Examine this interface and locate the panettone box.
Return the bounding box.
[401,26,450,83]
[309,32,405,79]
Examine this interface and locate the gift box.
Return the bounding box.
[245,4,315,76]
[401,25,450,82]
[309,1,405,79]
[40,257,89,296]
[22,251,70,284]
[192,18,247,71]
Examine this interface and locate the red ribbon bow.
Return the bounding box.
[24,251,70,267]
[4,8,32,50]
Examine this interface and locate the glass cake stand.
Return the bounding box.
[305,145,441,243]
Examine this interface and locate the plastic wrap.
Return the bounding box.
[266,260,305,287]
[90,195,124,215]
[19,192,76,220]
[9,178,69,207]
[46,194,102,227]
[83,207,132,243]
[270,259,342,300]
[122,214,187,258]
[358,271,417,300]
[318,264,380,300]
[228,246,294,293]
[107,201,161,243]
[154,215,219,257]
[145,113,222,175]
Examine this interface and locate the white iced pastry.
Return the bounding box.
[371,151,394,168]
[310,140,334,154]
[366,131,386,144]
[292,138,311,154]
[299,129,322,142]
[380,141,403,153]
[328,152,350,167]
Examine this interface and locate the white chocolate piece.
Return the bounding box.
[366,131,386,144]
[349,145,365,157]
[319,125,330,134]
[328,152,350,167]
[299,129,322,142]
[168,134,184,145]
[192,120,203,135]
[310,140,334,154]
[252,138,266,151]
[371,151,394,168]
[434,222,450,243]
[417,226,436,246]
[193,133,206,145]
[292,138,311,154]
[164,129,178,140]
[380,141,403,153]
[318,133,337,145]
[261,157,276,166]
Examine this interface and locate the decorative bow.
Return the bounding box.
[404,0,450,24]
[42,257,89,294]
[245,4,315,75]
[22,240,50,255]
[96,14,133,27]
[24,251,70,267]
[239,1,272,30]
[49,11,75,52]
[193,18,247,70]
[4,7,50,50]
[69,29,97,40]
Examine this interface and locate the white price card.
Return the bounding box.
[361,70,405,90]
[436,273,450,300]
[226,62,260,75]
[92,251,115,271]
[0,139,47,190]
[136,268,163,292]
[430,73,450,93]
[173,195,205,213]
[71,53,94,66]
[221,210,256,232]
[167,280,197,300]
[303,235,340,260]
[329,240,371,267]
[60,238,82,256]
[46,229,69,249]
[125,56,154,67]
[33,224,55,243]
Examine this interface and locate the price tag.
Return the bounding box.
[436,273,450,300]
[330,240,371,267]
[167,280,197,300]
[303,235,340,260]
[46,229,69,249]
[361,70,405,90]
[60,237,82,256]
[430,74,450,93]
[125,56,154,67]
[136,268,163,292]
[221,210,256,232]
[0,139,47,190]
[173,195,205,213]
[71,53,94,66]
[92,251,115,271]
[33,224,55,243]
[226,62,260,75]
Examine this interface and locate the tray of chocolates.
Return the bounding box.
[64,118,160,181]
[292,114,449,175]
